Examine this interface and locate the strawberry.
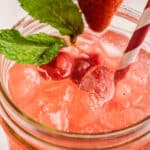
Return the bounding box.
[78,0,123,32]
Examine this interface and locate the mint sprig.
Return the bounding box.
[0,29,66,66]
[19,0,84,42]
[0,0,84,66]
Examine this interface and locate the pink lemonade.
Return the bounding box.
[8,27,150,137]
[0,0,149,149]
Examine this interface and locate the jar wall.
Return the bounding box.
[1,116,150,150]
[0,3,150,150]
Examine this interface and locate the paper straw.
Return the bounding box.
[115,0,150,80]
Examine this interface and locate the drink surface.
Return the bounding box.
[8,28,150,134]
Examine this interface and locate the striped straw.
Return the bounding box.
[115,0,150,80]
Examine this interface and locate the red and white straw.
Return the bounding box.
[115,0,150,79]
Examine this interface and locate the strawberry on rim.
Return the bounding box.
[78,0,123,32]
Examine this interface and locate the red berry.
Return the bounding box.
[40,52,74,80]
[89,53,100,66]
[72,58,91,83]
[71,54,100,83]
[55,52,74,77]
[78,0,123,32]
[80,65,115,102]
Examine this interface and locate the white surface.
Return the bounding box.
[123,0,147,12]
[0,0,148,150]
[0,0,148,29]
[0,1,26,149]
[0,126,9,150]
[0,0,26,29]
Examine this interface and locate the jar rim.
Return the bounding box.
[0,5,150,140]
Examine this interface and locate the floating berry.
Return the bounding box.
[72,58,91,83]
[40,52,74,80]
[78,0,123,32]
[71,54,100,83]
[89,53,100,66]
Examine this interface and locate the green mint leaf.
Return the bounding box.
[19,0,84,42]
[0,29,66,66]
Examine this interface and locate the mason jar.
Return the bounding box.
[0,1,150,150]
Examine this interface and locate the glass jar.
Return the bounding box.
[0,3,150,150]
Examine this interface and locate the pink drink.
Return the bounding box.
[8,28,150,135]
[0,5,150,149]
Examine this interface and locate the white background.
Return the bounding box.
[0,0,148,149]
[0,0,26,29]
[0,0,147,29]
